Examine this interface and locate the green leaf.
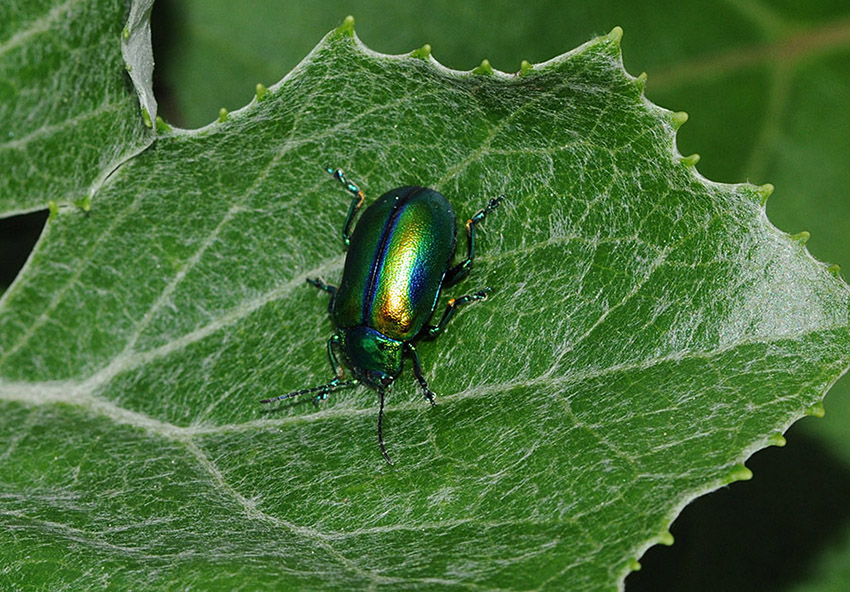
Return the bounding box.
[3,8,850,592]
[0,0,152,216]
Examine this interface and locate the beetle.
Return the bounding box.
[261,167,501,464]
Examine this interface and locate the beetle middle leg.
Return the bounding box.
[404,343,436,405]
[427,289,490,338]
[444,196,502,286]
[325,166,366,247]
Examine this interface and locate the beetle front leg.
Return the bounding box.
[404,343,436,405]
[325,166,366,247]
[322,333,345,384]
[427,289,490,337]
[445,196,502,286]
[259,334,358,406]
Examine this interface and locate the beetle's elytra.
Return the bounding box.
[261,167,501,464]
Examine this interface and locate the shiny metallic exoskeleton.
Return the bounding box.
[261,167,500,464]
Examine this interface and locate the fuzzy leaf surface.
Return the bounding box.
[0,0,151,216]
[1,16,850,592]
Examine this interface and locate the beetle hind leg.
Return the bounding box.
[405,343,436,405]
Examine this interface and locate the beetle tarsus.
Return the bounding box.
[260,378,356,405]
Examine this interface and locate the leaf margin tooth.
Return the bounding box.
[680,153,700,167]
[635,71,648,92]
[73,194,92,213]
[671,111,688,129]
[410,43,432,60]
[806,401,826,417]
[724,463,753,484]
[607,25,624,44]
[756,183,774,206]
[335,15,356,37]
[155,116,171,133]
[768,433,787,447]
[255,83,269,102]
[473,59,494,76]
[790,230,810,245]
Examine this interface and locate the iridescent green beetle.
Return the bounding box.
[262,167,501,463]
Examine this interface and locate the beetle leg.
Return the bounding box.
[427,289,491,338]
[325,333,345,381]
[259,334,355,406]
[259,377,358,405]
[404,342,436,405]
[306,277,337,314]
[445,196,502,286]
[325,166,366,248]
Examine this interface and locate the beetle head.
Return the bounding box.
[339,326,403,389]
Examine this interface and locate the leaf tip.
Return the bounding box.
[141,106,152,129]
[47,200,59,220]
[607,26,624,44]
[256,83,269,102]
[680,153,700,167]
[806,401,826,418]
[519,60,533,76]
[790,230,810,245]
[828,263,841,277]
[122,26,130,40]
[218,107,229,123]
[725,463,753,484]
[628,558,642,572]
[658,530,674,546]
[671,111,689,129]
[635,71,648,91]
[473,59,494,76]
[410,43,432,60]
[768,433,787,447]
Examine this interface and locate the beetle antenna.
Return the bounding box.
[377,387,394,465]
[260,379,357,404]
